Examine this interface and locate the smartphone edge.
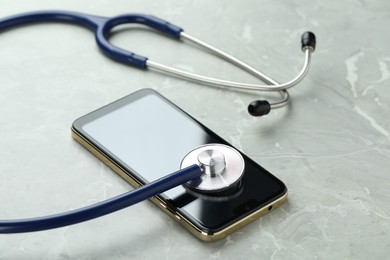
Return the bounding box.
[71,127,288,242]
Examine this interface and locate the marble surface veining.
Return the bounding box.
[0,0,389,259]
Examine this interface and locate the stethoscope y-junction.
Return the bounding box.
[0,10,316,233]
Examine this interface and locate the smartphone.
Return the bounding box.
[71,89,287,241]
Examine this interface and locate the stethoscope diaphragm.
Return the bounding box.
[180,144,245,195]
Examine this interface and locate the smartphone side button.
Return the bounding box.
[162,203,181,221]
[154,198,180,221]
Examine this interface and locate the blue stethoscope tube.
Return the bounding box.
[0,165,202,233]
[0,10,309,233]
[0,10,196,233]
[0,10,183,69]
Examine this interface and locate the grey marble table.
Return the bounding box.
[0,0,389,259]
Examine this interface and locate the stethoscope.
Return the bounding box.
[0,11,316,233]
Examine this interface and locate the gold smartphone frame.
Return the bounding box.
[72,128,287,241]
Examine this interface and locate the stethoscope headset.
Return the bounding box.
[0,11,316,233]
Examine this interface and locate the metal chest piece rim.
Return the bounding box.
[180,144,245,194]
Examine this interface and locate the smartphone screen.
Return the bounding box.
[72,89,286,233]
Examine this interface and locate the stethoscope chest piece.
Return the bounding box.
[180,144,245,194]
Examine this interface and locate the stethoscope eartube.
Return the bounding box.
[0,10,316,117]
[0,144,245,233]
[148,30,316,117]
[247,31,316,117]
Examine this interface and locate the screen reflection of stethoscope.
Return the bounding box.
[0,11,316,233]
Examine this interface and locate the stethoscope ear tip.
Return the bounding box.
[301,31,316,52]
[248,100,271,117]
